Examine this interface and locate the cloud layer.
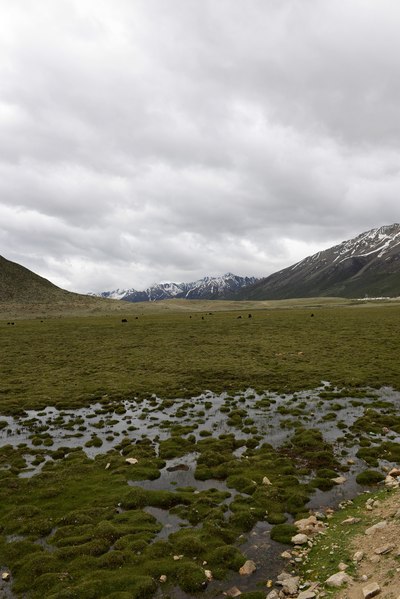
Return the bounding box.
[1,0,400,292]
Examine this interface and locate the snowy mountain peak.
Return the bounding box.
[96,273,259,302]
[241,223,400,300]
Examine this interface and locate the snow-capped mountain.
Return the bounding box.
[238,224,400,300]
[96,273,259,302]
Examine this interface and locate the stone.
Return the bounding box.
[173,554,183,560]
[262,476,272,485]
[204,569,213,581]
[332,476,347,484]
[281,551,292,559]
[291,533,309,545]
[325,572,353,588]
[297,591,316,599]
[224,587,242,597]
[1,572,10,582]
[276,572,300,595]
[105,462,111,469]
[338,562,349,571]
[388,467,400,477]
[159,575,167,583]
[266,591,279,599]
[239,560,256,575]
[125,457,138,465]
[374,543,395,555]
[362,582,381,598]
[353,550,364,562]
[342,517,361,524]
[294,515,326,536]
[369,555,381,564]
[365,521,387,535]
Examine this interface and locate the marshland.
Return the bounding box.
[1,299,400,598]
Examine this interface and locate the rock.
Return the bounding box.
[262,476,272,485]
[125,457,138,465]
[105,462,111,469]
[342,516,361,524]
[291,533,309,545]
[224,586,242,597]
[332,476,347,484]
[1,572,10,582]
[204,569,213,581]
[159,575,167,583]
[338,562,349,571]
[239,560,256,575]
[325,572,353,588]
[173,554,183,560]
[276,572,300,595]
[353,550,364,562]
[281,551,292,559]
[297,591,316,599]
[369,555,380,564]
[166,464,190,472]
[294,515,326,536]
[388,467,400,477]
[362,582,381,598]
[374,543,395,555]
[365,521,387,535]
[266,591,279,599]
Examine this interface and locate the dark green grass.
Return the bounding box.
[1,304,400,412]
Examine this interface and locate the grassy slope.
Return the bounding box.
[1,299,400,413]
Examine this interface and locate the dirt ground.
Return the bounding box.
[334,490,400,599]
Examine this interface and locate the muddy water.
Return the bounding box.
[1,384,400,598]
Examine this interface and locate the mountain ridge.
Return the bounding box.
[96,273,260,302]
[237,223,400,300]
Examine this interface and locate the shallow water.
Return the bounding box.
[1,384,400,598]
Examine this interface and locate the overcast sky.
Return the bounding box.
[1,0,400,293]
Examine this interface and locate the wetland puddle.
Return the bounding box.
[1,383,400,598]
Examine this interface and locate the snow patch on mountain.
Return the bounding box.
[95,273,259,302]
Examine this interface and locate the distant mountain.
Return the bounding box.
[97,273,259,302]
[238,224,400,300]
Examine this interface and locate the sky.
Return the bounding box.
[1,0,400,293]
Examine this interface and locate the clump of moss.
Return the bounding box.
[270,523,297,544]
[356,470,385,485]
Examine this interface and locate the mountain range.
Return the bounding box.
[96,273,259,302]
[239,223,400,300]
[96,224,400,301]
[2,224,400,305]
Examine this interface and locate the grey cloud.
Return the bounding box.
[1,0,400,293]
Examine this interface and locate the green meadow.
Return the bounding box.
[1,300,400,413]
[0,299,400,598]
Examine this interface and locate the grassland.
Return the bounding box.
[1,299,400,413]
[1,298,400,598]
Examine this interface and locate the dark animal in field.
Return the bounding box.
[201,316,204,320]
[121,318,128,323]
[248,314,252,318]
[237,316,242,319]
[135,317,139,320]
[310,313,314,317]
